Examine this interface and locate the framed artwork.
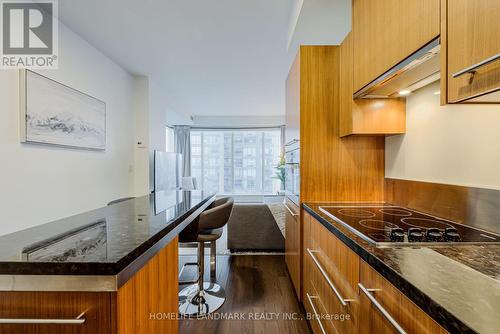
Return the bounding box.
[20,70,106,150]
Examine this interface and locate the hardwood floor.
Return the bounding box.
[179,255,312,334]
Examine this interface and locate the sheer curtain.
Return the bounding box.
[174,126,191,177]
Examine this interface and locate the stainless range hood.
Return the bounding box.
[354,38,440,99]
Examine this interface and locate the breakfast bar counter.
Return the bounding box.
[0,190,215,333]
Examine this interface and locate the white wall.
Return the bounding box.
[386,81,500,190]
[148,79,168,192]
[133,77,151,196]
[132,76,177,195]
[192,115,285,128]
[0,23,136,236]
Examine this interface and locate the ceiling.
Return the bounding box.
[58,0,350,120]
[58,0,294,119]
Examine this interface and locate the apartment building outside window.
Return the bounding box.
[190,129,282,195]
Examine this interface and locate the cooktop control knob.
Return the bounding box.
[390,228,405,242]
[408,228,424,242]
[444,228,461,242]
[426,228,443,242]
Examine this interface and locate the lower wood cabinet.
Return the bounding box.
[285,198,301,298]
[303,211,359,334]
[0,292,112,334]
[0,237,179,334]
[303,213,448,334]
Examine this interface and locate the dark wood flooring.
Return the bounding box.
[179,255,312,334]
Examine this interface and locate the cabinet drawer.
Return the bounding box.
[304,246,359,334]
[359,260,447,334]
[309,217,359,293]
[0,291,111,334]
[304,216,360,333]
[303,270,337,334]
[284,198,301,298]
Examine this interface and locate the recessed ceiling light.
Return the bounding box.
[433,90,441,95]
[398,90,411,96]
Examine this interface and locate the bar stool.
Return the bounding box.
[178,197,234,317]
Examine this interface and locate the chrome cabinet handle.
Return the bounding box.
[0,312,86,324]
[358,283,407,334]
[284,202,299,217]
[452,53,500,78]
[306,293,327,334]
[306,248,354,307]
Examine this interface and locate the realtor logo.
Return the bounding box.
[1,0,58,69]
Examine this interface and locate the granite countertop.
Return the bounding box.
[0,190,215,276]
[303,202,500,334]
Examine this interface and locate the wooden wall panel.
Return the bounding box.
[299,46,385,203]
[116,237,179,334]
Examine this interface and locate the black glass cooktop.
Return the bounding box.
[319,204,500,246]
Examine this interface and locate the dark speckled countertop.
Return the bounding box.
[303,202,500,334]
[0,190,215,276]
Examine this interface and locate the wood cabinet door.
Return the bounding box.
[446,0,500,102]
[339,32,406,137]
[352,0,440,92]
[284,199,301,298]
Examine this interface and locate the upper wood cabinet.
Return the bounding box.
[444,0,500,103]
[352,0,440,93]
[339,32,406,137]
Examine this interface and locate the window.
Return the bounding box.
[190,129,282,195]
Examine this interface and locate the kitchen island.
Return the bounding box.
[0,190,215,334]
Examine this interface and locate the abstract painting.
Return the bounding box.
[20,70,106,150]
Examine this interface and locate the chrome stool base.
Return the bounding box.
[179,282,225,317]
